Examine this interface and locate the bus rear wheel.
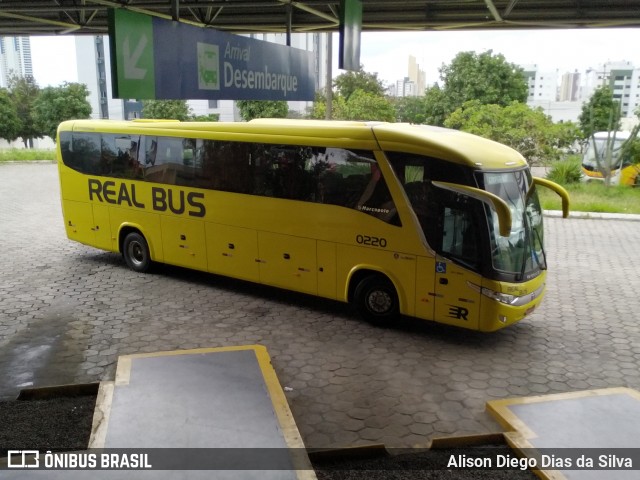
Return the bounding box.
[122,232,151,273]
[354,274,399,325]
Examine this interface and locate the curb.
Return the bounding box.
[0,160,56,164]
[545,210,640,221]
[307,444,389,462]
[16,382,100,401]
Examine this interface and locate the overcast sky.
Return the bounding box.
[30,28,640,88]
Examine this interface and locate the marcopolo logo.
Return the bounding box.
[197,42,220,90]
[7,450,40,468]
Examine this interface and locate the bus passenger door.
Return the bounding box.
[432,204,482,330]
[414,256,435,321]
[63,199,95,245]
[258,232,317,295]
[160,216,207,271]
[434,259,481,330]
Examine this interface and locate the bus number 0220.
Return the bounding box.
[356,234,387,248]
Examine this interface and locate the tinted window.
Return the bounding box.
[101,134,143,179]
[386,152,475,186]
[386,151,483,269]
[202,140,253,194]
[202,142,399,224]
[144,136,207,187]
[60,132,399,225]
[59,132,102,175]
[441,204,480,269]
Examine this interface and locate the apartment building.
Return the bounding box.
[0,36,33,87]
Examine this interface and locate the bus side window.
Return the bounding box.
[102,134,140,178]
[145,137,158,166]
[59,132,73,167]
[441,202,480,269]
[316,148,399,225]
[203,140,253,194]
[69,132,101,175]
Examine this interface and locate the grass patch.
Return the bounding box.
[539,182,640,214]
[0,149,56,162]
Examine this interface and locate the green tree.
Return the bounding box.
[445,100,579,164]
[8,74,41,148]
[578,86,621,138]
[189,113,219,122]
[428,51,527,126]
[236,100,288,121]
[0,88,20,142]
[333,66,386,100]
[142,99,191,120]
[32,82,92,140]
[334,90,395,122]
[393,96,427,124]
[422,85,449,126]
[310,66,392,122]
[308,91,328,120]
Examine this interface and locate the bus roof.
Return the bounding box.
[591,131,633,140]
[60,118,527,170]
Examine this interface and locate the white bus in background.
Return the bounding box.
[581,131,640,186]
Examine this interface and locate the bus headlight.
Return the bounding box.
[468,282,545,307]
[480,287,517,305]
[468,282,516,305]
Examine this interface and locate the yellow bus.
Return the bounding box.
[56,119,569,332]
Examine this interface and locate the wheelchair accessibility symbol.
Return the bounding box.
[436,261,447,274]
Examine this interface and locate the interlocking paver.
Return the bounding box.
[2,163,640,448]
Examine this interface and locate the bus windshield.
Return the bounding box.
[387,152,545,281]
[480,170,545,279]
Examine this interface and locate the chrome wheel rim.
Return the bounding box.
[367,289,392,314]
[128,241,145,267]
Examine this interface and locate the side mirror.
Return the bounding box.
[533,177,570,218]
[432,181,512,237]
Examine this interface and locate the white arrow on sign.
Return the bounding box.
[123,34,148,80]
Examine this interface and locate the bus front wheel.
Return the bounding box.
[122,232,151,273]
[354,274,399,325]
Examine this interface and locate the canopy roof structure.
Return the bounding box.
[1,0,640,36]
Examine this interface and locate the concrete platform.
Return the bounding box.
[3,346,315,479]
[487,387,640,480]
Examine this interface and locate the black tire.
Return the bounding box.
[353,274,399,325]
[122,232,151,273]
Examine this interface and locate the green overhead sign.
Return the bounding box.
[109,9,155,98]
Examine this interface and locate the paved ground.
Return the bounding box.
[2,162,640,449]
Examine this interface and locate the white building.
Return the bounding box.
[522,61,640,127]
[522,65,558,103]
[559,71,580,102]
[393,77,417,97]
[390,56,426,97]
[583,61,640,122]
[0,36,33,88]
